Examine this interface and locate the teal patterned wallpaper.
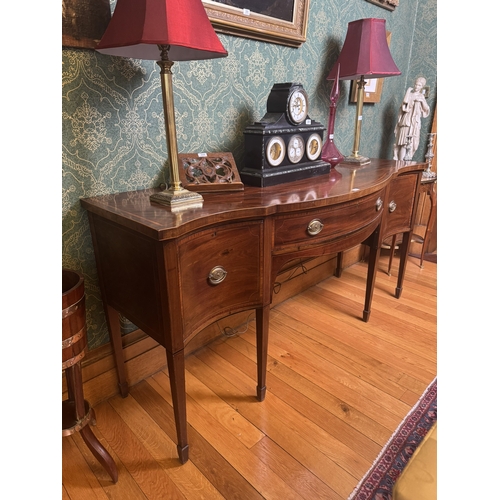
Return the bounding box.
[62,0,437,351]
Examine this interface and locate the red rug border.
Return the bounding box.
[347,377,437,500]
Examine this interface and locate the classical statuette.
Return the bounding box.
[393,76,430,161]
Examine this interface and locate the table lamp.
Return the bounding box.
[96,0,228,210]
[327,18,400,166]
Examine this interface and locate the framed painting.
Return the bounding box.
[350,32,392,104]
[202,0,310,48]
[62,0,111,49]
[365,0,399,11]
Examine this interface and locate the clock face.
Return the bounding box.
[288,89,308,124]
[266,136,286,166]
[287,135,305,164]
[306,133,322,161]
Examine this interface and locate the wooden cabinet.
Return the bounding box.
[81,158,424,465]
[273,191,383,251]
[178,222,263,337]
[382,173,419,237]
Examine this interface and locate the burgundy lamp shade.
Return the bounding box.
[96,0,228,61]
[327,18,400,80]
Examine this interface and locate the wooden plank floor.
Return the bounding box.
[62,253,437,500]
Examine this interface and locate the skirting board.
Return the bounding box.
[62,247,366,406]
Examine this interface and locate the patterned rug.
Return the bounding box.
[348,378,437,500]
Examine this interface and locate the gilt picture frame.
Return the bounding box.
[62,0,111,49]
[365,0,399,11]
[202,0,310,48]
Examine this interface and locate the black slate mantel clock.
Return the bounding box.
[240,83,331,187]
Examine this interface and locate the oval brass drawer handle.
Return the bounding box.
[376,197,383,211]
[388,200,397,213]
[208,266,227,285]
[307,219,324,236]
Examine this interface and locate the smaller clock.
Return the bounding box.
[288,88,308,124]
[287,135,305,164]
[306,133,322,161]
[266,136,286,166]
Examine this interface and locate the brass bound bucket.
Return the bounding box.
[62,269,87,369]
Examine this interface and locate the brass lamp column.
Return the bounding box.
[149,46,203,209]
[95,0,228,212]
[349,76,369,165]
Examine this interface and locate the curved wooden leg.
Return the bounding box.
[166,349,189,464]
[80,424,119,483]
[256,305,270,401]
[68,362,118,483]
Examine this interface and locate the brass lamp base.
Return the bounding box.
[341,154,370,166]
[150,187,203,211]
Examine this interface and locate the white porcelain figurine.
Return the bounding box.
[393,76,430,161]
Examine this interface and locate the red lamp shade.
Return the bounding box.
[327,18,400,80]
[96,0,228,61]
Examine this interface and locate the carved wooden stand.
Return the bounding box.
[62,269,118,483]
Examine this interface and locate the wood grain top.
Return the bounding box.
[80,159,425,240]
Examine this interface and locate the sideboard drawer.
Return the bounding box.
[178,221,262,336]
[382,173,419,236]
[273,191,383,252]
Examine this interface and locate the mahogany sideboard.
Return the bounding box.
[81,158,424,464]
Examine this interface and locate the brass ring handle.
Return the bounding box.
[388,200,397,213]
[375,197,383,211]
[307,219,324,236]
[208,266,227,285]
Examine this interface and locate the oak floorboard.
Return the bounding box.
[70,426,148,500]
[62,485,71,500]
[149,370,307,500]
[190,346,361,498]
[232,324,409,426]
[317,278,437,334]
[276,295,435,383]
[62,435,112,500]
[300,287,436,359]
[95,400,187,500]
[131,380,265,500]
[271,308,420,393]
[62,259,437,500]
[263,317,408,399]
[251,437,343,500]
[201,339,390,452]
[107,391,224,500]
[190,348,371,477]
[184,368,265,449]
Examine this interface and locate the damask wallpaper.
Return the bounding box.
[62,0,437,350]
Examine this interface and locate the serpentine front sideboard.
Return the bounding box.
[81,158,424,464]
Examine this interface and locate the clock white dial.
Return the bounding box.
[288,89,308,124]
[306,133,322,161]
[287,135,305,164]
[266,136,286,166]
